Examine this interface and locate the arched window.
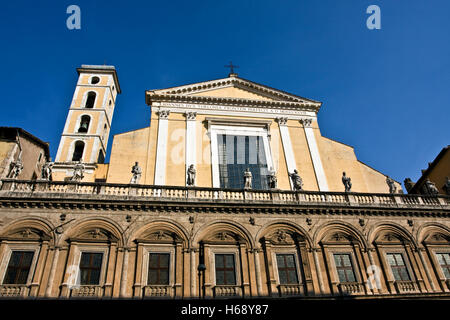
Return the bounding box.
[72,141,85,162]
[85,92,96,108]
[78,115,91,133]
[97,150,105,164]
[90,76,100,84]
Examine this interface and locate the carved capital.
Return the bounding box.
[185,112,197,121]
[276,117,288,126]
[158,110,170,119]
[300,118,312,128]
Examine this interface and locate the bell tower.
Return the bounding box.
[53,65,121,181]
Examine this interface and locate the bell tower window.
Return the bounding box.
[72,141,85,162]
[90,76,100,84]
[85,92,96,108]
[78,115,91,133]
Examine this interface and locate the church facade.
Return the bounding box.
[0,65,449,299]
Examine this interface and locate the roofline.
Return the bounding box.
[146,75,322,105]
[76,65,121,94]
[0,127,50,160]
[410,145,449,193]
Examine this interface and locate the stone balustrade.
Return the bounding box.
[278,284,304,296]
[337,282,366,295]
[143,285,173,298]
[0,179,448,209]
[0,285,29,297]
[213,285,242,297]
[71,285,103,297]
[394,280,419,294]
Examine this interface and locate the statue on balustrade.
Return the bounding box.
[386,176,396,194]
[404,178,415,193]
[71,161,85,182]
[244,168,252,189]
[423,179,439,195]
[268,170,277,189]
[186,164,196,186]
[8,158,23,179]
[289,169,303,191]
[130,162,142,184]
[443,177,450,196]
[342,171,352,192]
[41,161,53,181]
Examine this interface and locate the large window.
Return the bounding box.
[333,254,356,283]
[276,254,299,285]
[3,251,34,285]
[215,254,236,285]
[78,115,91,133]
[148,253,170,285]
[217,134,268,190]
[435,253,450,279]
[387,253,411,281]
[79,252,103,285]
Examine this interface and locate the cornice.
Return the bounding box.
[147,93,320,113]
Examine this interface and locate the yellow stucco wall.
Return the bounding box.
[165,113,186,186]
[107,127,150,184]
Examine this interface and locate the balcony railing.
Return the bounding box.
[143,285,173,298]
[213,285,242,298]
[71,285,103,298]
[0,179,448,209]
[278,284,304,296]
[394,280,419,294]
[0,285,29,297]
[337,282,366,295]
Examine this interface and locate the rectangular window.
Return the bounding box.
[148,253,170,285]
[387,253,411,281]
[333,253,356,283]
[436,253,450,279]
[3,251,34,285]
[217,134,269,190]
[215,254,236,285]
[79,252,103,285]
[276,254,299,285]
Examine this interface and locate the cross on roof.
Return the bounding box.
[225,61,239,76]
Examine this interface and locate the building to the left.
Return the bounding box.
[0,127,50,181]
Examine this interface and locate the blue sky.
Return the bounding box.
[0,0,448,187]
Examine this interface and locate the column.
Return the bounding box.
[60,243,77,298]
[45,246,60,297]
[120,247,130,298]
[30,242,49,297]
[277,117,296,190]
[417,247,437,292]
[301,118,329,191]
[154,110,170,185]
[190,248,197,297]
[262,240,278,297]
[133,243,144,298]
[185,112,197,186]
[175,242,183,298]
[312,248,325,294]
[104,243,117,298]
[238,243,250,297]
[253,248,263,296]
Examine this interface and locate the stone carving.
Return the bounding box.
[423,179,439,195]
[268,169,277,189]
[289,169,303,191]
[8,158,23,179]
[301,118,312,127]
[70,161,85,182]
[244,168,252,189]
[41,162,53,181]
[130,162,142,184]
[185,112,197,120]
[148,231,173,241]
[403,178,415,193]
[386,176,396,194]
[158,110,170,119]
[342,172,352,192]
[186,164,196,186]
[443,177,450,195]
[276,117,288,126]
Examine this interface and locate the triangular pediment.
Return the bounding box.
[147,76,321,106]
